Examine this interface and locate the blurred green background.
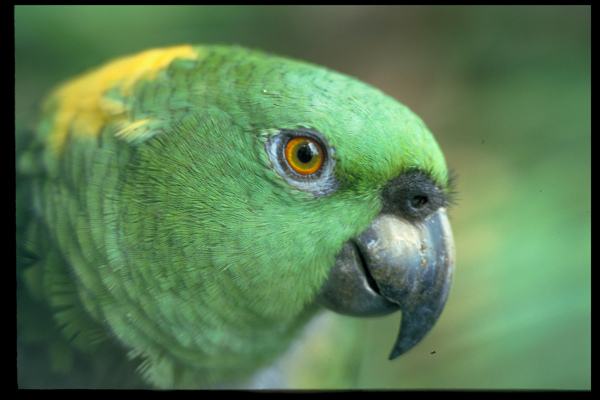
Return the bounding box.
[15,6,590,390]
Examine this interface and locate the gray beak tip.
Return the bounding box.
[389,348,403,360]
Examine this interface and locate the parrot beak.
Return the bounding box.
[316,208,455,359]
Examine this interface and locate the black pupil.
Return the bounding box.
[297,143,315,164]
[410,195,428,209]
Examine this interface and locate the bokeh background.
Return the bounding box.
[15,5,590,390]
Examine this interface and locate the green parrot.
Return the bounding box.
[16,45,455,389]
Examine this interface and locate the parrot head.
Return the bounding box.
[21,45,455,387]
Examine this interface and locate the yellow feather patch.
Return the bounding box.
[115,117,155,144]
[43,45,200,154]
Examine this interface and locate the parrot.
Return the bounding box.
[16,44,455,389]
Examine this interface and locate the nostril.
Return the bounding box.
[410,195,428,210]
[380,170,446,223]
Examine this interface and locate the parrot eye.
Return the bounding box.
[265,128,337,196]
[285,137,323,175]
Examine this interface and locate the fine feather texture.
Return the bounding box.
[17,45,451,388]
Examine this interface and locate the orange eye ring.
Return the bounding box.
[284,137,324,175]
